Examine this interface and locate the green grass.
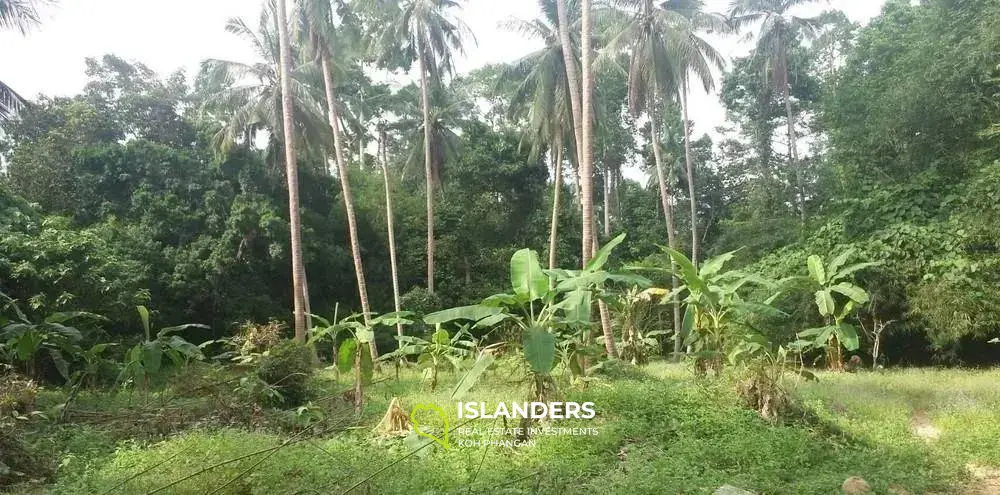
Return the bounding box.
[12,362,1000,494]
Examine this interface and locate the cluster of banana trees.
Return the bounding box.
[637,247,879,372]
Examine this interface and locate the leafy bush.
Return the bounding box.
[256,340,313,407]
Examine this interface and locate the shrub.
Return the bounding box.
[256,340,313,407]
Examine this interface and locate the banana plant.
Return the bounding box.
[638,248,784,373]
[793,249,880,370]
[379,324,475,390]
[422,234,647,397]
[0,292,106,381]
[309,310,414,410]
[117,306,208,392]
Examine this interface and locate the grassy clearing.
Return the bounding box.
[10,362,1000,494]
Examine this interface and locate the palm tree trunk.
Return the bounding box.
[380,128,403,338]
[650,99,682,362]
[548,136,563,272]
[555,0,585,185]
[321,50,377,359]
[681,83,699,267]
[580,0,614,357]
[418,43,436,294]
[782,52,805,223]
[580,0,595,263]
[275,0,307,341]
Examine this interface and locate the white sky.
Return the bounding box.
[2,0,887,138]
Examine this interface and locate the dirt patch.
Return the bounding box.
[961,465,1000,495]
[909,409,941,442]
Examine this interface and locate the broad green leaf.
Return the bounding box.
[473,313,512,329]
[662,247,712,302]
[45,323,83,341]
[361,346,374,383]
[825,249,855,281]
[157,324,210,339]
[830,282,869,305]
[423,305,502,325]
[510,248,548,301]
[481,293,519,307]
[699,250,738,278]
[797,326,832,339]
[833,262,881,281]
[431,327,450,345]
[561,289,592,325]
[523,327,556,373]
[308,314,332,328]
[137,306,151,341]
[836,324,860,351]
[166,336,204,360]
[47,348,69,381]
[337,338,358,373]
[585,233,626,272]
[815,289,835,317]
[807,255,826,285]
[681,304,696,339]
[142,341,163,373]
[356,327,375,344]
[44,311,107,324]
[371,311,416,327]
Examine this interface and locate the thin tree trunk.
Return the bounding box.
[380,128,403,338]
[782,52,805,223]
[359,90,365,170]
[681,83,699,267]
[321,50,377,359]
[603,159,612,238]
[555,0,585,182]
[650,98,682,361]
[581,0,614,357]
[548,136,563,272]
[418,43,436,294]
[580,0,595,263]
[275,0,307,341]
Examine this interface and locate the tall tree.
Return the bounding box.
[499,0,577,271]
[300,0,377,357]
[580,0,618,358]
[376,0,473,294]
[275,0,309,340]
[730,0,820,223]
[198,5,328,161]
[603,0,687,358]
[378,122,403,337]
[662,0,727,267]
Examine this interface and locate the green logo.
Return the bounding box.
[410,403,450,449]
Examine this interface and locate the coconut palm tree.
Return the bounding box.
[388,82,467,185]
[1,0,52,120]
[662,0,727,267]
[499,0,577,271]
[197,3,328,162]
[299,0,378,358]
[602,0,690,359]
[271,0,309,341]
[373,0,474,294]
[729,0,820,223]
